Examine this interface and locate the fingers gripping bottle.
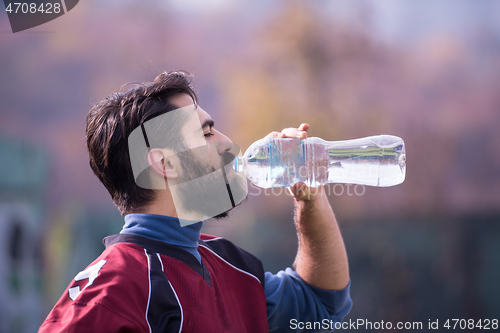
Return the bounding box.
[234,135,406,188]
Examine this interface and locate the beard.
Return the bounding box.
[169,148,248,220]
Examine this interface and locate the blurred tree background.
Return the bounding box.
[1,0,499,331]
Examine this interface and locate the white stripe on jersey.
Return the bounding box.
[144,249,153,333]
[156,253,184,333]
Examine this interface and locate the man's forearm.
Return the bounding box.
[293,186,350,290]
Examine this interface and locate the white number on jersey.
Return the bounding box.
[68,260,107,301]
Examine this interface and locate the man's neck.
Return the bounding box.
[120,213,203,262]
[141,189,203,221]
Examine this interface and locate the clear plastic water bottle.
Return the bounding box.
[234,135,406,188]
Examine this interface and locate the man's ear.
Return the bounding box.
[147,149,178,179]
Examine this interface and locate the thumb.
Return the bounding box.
[288,182,309,200]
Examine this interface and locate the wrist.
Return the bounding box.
[293,187,333,227]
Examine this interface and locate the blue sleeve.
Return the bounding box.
[265,268,352,332]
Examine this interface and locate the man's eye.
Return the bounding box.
[204,132,214,138]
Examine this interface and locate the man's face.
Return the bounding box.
[172,94,233,174]
[167,94,248,221]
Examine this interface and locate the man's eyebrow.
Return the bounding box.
[201,119,214,129]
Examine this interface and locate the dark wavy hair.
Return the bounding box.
[86,71,197,215]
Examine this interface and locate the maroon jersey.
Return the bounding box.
[39,233,268,332]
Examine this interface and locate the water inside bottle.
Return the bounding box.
[244,138,329,188]
[240,135,405,188]
[325,136,405,187]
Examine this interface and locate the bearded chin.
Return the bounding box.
[175,171,248,221]
[213,211,229,220]
[172,149,248,221]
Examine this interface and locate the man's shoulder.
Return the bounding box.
[39,239,157,332]
[198,233,265,286]
[198,233,256,258]
[73,242,150,296]
[100,235,151,268]
[198,233,251,255]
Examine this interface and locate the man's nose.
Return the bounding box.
[215,131,234,155]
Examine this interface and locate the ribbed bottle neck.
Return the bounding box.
[234,155,245,172]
